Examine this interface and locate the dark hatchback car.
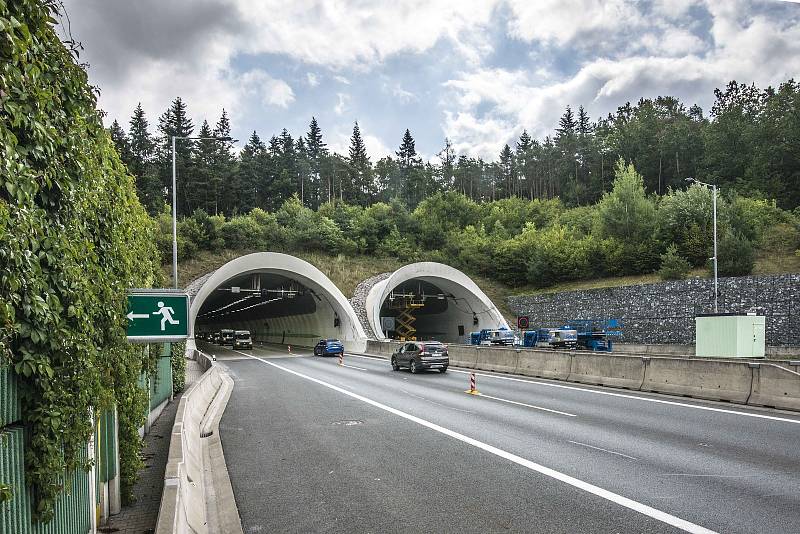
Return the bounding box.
[392,341,449,373]
[209,332,221,343]
[314,338,344,357]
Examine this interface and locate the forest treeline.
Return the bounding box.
[108,78,800,288]
[153,160,800,288]
[110,78,800,218]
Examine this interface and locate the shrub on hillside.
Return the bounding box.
[717,232,755,276]
[658,244,692,280]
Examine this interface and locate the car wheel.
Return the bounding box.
[409,359,418,374]
[391,357,399,371]
[439,367,448,373]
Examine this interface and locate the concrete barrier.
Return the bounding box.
[515,350,572,381]
[366,339,401,359]
[446,344,479,368]
[568,353,646,390]
[475,346,518,374]
[156,362,242,534]
[356,343,800,411]
[747,363,800,411]
[642,357,752,403]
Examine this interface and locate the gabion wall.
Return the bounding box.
[507,274,800,346]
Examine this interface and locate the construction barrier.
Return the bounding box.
[568,353,647,390]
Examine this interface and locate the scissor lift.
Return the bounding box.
[388,292,425,341]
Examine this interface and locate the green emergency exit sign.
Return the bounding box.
[126,290,189,342]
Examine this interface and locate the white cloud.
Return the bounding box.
[241,70,295,108]
[388,83,418,103]
[505,0,647,49]
[306,72,319,87]
[334,93,350,116]
[231,0,498,68]
[333,75,351,85]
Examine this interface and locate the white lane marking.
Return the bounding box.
[342,364,367,371]
[234,350,717,534]
[447,369,800,425]
[475,393,577,417]
[400,389,475,414]
[568,440,638,461]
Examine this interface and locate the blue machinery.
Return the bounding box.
[522,319,623,352]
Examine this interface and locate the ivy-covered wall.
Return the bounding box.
[0,0,161,520]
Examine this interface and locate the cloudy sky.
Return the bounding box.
[60,0,800,161]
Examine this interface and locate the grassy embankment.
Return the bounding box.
[170,249,800,323]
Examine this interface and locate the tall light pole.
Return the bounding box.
[686,177,719,313]
[171,135,234,289]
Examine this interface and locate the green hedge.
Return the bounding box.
[1,1,161,519]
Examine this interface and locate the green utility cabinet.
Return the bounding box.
[695,314,766,358]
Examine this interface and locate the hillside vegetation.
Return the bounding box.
[163,159,800,302]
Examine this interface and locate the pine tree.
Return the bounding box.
[128,103,162,214]
[191,120,217,214]
[498,144,515,198]
[396,129,424,206]
[157,97,194,215]
[108,119,132,167]
[305,117,327,207]
[295,136,311,205]
[238,131,266,212]
[348,122,372,204]
[212,109,238,214]
[437,138,456,190]
[516,130,534,199]
[577,105,592,137]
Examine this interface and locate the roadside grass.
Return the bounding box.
[171,249,403,297]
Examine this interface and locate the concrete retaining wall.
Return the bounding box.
[359,342,800,412]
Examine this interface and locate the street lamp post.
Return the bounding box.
[686,177,719,313]
[171,135,234,289]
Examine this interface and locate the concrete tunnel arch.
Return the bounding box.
[366,262,510,343]
[187,252,367,353]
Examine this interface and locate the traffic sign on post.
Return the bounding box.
[126,290,189,343]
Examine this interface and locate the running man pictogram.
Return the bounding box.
[152,301,179,331]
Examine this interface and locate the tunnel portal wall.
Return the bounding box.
[188,252,367,352]
[366,262,509,342]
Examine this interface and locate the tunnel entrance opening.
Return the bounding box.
[367,262,509,345]
[188,252,366,352]
[378,280,469,343]
[196,272,324,346]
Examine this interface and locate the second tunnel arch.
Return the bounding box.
[365,262,510,343]
[187,252,367,353]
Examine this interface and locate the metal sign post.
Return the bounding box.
[126,289,189,343]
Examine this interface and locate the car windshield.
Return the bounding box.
[326,339,341,344]
[235,331,250,339]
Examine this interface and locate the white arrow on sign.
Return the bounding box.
[127,311,150,321]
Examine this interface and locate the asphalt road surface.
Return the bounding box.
[199,341,800,534]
